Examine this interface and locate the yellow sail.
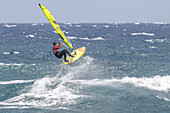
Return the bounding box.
[39,4,73,50]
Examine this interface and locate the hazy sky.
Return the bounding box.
[1,0,170,23]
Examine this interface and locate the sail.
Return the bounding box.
[39,4,73,50]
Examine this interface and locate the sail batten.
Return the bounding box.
[39,4,73,50]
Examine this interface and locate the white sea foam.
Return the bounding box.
[0,56,94,109]
[63,22,72,26]
[67,36,104,40]
[92,25,97,27]
[0,63,35,66]
[73,75,170,92]
[0,77,81,108]
[123,29,127,31]
[145,40,154,43]
[79,37,104,40]
[3,51,19,55]
[156,96,170,101]
[3,52,10,55]
[119,76,170,92]
[3,24,17,28]
[0,63,24,66]
[63,30,69,34]
[75,25,81,27]
[67,36,77,39]
[13,51,19,54]
[141,53,148,56]
[0,80,34,85]
[78,38,89,40]
[25,34,35,38]
[92,37,104,40]
[0,106,30,109]
[65,22,71,25]
[87,43,90,45]
[154,22,168,25]
[149,46,157,49]
[63,31,69,34]
[134,23,140,25]
[32,23,38,26]
[145,39,166,43]
[103,25,110,28]
[131,32,154,36]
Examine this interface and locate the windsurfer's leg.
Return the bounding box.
[64,52,67,61]
[59,50,67,61]
[54,54,58,58]
[64,49,73,57]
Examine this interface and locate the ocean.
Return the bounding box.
[0,23,170,113]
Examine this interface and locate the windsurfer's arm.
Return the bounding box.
[57,43,64,49]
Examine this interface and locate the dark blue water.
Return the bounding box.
[0,23,170,113]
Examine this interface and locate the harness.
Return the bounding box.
[53,46,60,55]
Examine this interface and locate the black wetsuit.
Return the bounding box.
[54,49,72,61]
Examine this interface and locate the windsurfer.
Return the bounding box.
[52,40,74,62]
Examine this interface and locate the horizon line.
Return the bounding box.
[0,22,169,24]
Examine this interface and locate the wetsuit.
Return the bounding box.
[53,46,72,61]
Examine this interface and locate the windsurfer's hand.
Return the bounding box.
[62,43,65,45]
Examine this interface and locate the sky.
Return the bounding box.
[0,0,170,23]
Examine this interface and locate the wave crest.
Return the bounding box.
[131,32,154,36]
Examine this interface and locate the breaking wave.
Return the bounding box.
[0,63,35,66]
[0,63,24,66]
[103,25,110,28]
[25,34,35,38]
[0,56,94,109]
[32,24,38,26]
[134,23,140,25]
[156,96,170,102]
[154,22,168,25]
[72,75,170,92]
[79,37,104,40]
[131,32,154,36]
[0,80,34,85]
[3,24,17,28]
[67,36,104,40]
[67,36,77,39]
[3,51,19,55]
[145,39,166,43]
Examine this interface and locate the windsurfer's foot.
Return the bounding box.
[65,60,69,62]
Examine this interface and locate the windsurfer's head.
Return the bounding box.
[53,42,57,46]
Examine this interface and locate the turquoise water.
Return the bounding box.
[0,23,170,113]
